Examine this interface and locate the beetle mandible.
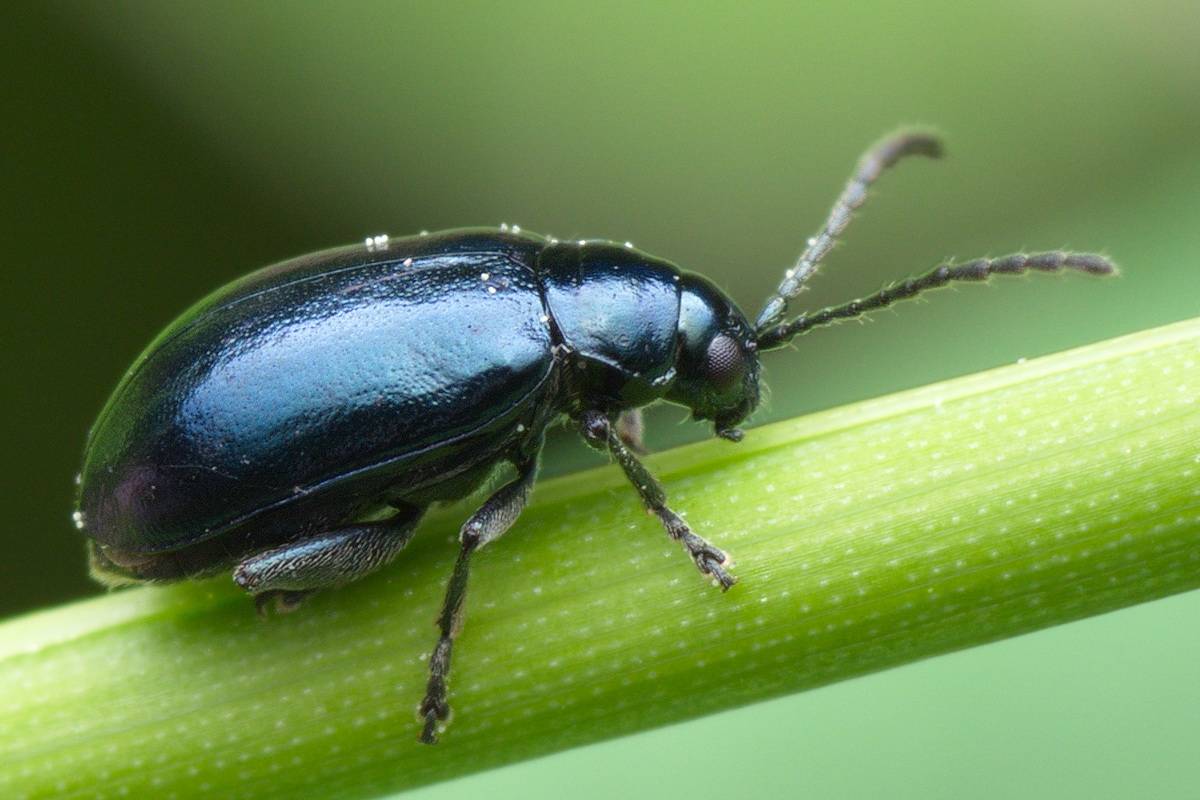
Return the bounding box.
[75,131,1115,743]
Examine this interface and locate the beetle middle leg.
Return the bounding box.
[419,454,539,744]
[579,410,736,590]
[233,504,424,616]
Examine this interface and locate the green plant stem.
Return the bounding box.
[3,318,1199,799]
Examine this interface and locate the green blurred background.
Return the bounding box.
[4,1,1199,797]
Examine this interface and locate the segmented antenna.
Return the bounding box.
[754,130,944,332]
[755,251,1117,351]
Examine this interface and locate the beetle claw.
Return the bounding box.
[688,538,737,591]
[418,686,451,745]
[660,510,738,591]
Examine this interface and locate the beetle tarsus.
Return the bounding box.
[656,506,737,591]
[419,637,454,744]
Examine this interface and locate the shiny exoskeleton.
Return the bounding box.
[75,131,1115,743]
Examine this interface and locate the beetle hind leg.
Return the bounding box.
[233,505,425,613]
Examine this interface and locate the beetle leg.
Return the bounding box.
[579,410,736,591]
[615,408,647,454]
[232,505,424,615]
[419,457,539,744]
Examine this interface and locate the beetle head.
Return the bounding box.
[666,274,760,441]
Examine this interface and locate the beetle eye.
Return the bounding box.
[704,334,745,390]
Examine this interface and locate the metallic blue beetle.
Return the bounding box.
[75,132,1114,742]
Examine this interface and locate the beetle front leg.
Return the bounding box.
[420,456,538,744]
[579,410,736,590]
[233,505,424,616]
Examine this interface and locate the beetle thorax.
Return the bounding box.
[536,241,684,409]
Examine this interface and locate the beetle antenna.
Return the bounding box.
[755,251,1117,351]
[755,129,944,332]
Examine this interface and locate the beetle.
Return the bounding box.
[75,130,1115,743]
